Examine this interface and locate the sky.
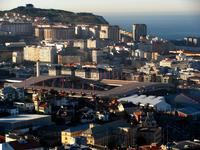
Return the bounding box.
[0,0,200,15]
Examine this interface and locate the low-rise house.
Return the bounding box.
[160,59,176,68]
[0,86,16,101]
[179,68,200,81]
[75,68,90,79]
[138,62,159,75]
[48,65,62,76]
[61,124,92,145]
[130,73,143,82]
[188,76,200,85]
[38,102,52,114]
[0,86,25,101]
[95,111,109,122]
[61,66,75,76]
[13,102,34,112]
[143,74,157,82]
[161,74,176,84]
[56,104,77,124]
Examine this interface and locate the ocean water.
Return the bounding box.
[104,14,200,40]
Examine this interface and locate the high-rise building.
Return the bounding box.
[35,27,44,40]
[75,25,100,39]
[132,24,147,42]
[23,46,57,63]
[108,25,120,42]
[92,49,108,64]
[0,22,33,36]
[35,25,75,41]
[58,47,86,65]
[44,26,75,41]
[184,37,200,47]
[100,25,109,39]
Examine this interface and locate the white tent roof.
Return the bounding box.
[118,94,171,111]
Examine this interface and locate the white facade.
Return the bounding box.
[100,25,109,39]
[160,59,175,68]
[138,62,159,75]
[23,46,57,63]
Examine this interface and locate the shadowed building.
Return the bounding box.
[0,22,33,36]
[133,24,147,42]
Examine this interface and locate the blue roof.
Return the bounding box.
[178,107,200,115]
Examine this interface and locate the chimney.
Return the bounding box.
[36,60,40,77]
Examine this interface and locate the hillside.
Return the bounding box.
[0,5,108,25]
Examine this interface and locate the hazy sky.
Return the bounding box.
[0,0,200,15]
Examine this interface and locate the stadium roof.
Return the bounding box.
[12,75,175,98]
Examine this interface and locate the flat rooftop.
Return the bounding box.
[0,114,51,124]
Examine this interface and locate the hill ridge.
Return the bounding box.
[0,5,108,25]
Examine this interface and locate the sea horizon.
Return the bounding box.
[103,14,200,40]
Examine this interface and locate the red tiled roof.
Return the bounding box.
[0,135,5,143]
